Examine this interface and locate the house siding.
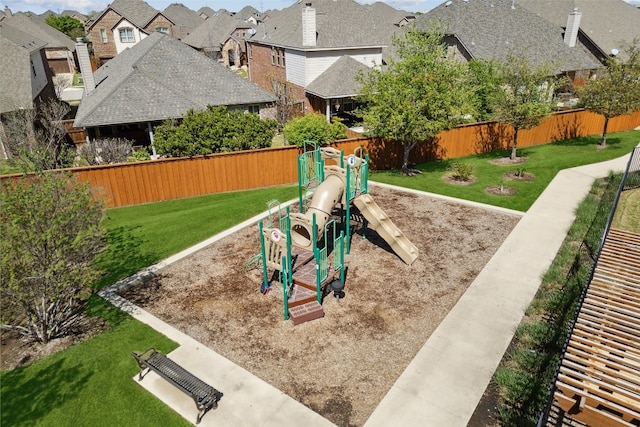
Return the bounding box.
[90,10,121,65]
[143,15,175,38]
[30,49,49,99]
[285,50,306,87]
[114,20,146,54]
[248,43,286,92]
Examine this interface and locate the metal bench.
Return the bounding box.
[132,348,220,424]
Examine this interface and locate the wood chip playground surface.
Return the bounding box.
[120,185,521,427]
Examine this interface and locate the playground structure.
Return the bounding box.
[257,143,418,324]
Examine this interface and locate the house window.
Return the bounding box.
[100,29,107,43]
[119,28,135,43]
[271,47,276,65]
[156,27,168,34]
[248,105,260,114]
[271,47,285,67]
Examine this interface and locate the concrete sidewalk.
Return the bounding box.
[364,153,634,427]
[100,150,633,426]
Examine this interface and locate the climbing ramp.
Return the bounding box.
[353,193,419,265]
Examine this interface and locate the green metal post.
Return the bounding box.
[258,221,269,290]
[345,164,352,254]
[282,255,289,320]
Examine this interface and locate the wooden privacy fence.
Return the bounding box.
[3,109,640,208]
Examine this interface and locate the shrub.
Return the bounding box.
[283,113,348,146]
[449,161,474,181]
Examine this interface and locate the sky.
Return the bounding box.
[1,0,639,16]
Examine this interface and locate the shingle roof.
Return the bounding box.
[196,7,216,18]
[182,12,251,50]
[73,32,277,127]
[418,0,601,73]
[517,0,640,59]
[0,24,47,113]
[306,56,369,98]
[162,3,203,38]
[97,0,162,30]
[2,12,75,50]
[249,0,396,50]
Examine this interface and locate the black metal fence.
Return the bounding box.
[536,146,640,426]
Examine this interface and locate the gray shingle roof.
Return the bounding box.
[2,12,75,50]
[182,12,251,50]
[517,0,640,59]
[162,3,204,38]
[306,56,369,98]
[418,0,601,73]
[73,32,277,127]
[0,24,47,113]
[249,0,396,49]
[94,0,162,30]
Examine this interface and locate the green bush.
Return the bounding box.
[449,161,474,181]
[283,113,348,146]
[153,106,278,157]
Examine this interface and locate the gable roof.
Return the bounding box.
[306,56,369,98]
[73,32,277,128]
[162,3,204,39]
[249,0,396,50]
[182,12,251,50]
[197,7,216,19]
[0,24,48,113]
[517,0,640,59]
[419,0,601,73]
[2,12,75,51]
[89,0,165,30]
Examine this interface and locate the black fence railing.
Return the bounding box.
[536,146,640,427]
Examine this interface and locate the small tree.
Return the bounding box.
[490,54,557,160]
[1,173,106,344]
[1,99,75,171]
[268,73,302,128]
[45,15,85,40]
[153,106,278,157]
[356,25,477,175]
[283,113,348,146]
[577,41,640,147]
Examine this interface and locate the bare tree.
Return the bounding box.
[268,73,303,128]
[78,137,134,165]
[1,99,74,171]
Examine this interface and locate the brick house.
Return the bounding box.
[87,0,176,66]
[246,0,408,124]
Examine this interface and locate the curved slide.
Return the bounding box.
[353,194,419,265]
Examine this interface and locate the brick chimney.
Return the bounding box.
[75,38,96,94]
[302,3,316,47]
[564,8,581,48]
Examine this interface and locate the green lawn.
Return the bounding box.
[371,130,640,211]
[96,185,298,288]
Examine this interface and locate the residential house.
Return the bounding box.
[162,3,204,40]
[418,0,602,84]
[60,10,88,25]
[73,32,277,147]
[1,9,77,75]
[196,7,216,20]
[517,0,640,63]
[0,24,56,158]
[236,6,268,25]
[246,0,405,124]
[87,0,176,66]
[182,12,254,68]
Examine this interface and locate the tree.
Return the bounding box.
[468,59,502,121]
[45,15,85,40]
[356,25,477,175]
[1,99,75,172]
[490,54,557,159]
[577,41,640,147]
[283,113,348,146]
[153,106,278,157]
[268,73,303,128]
[1,173,106,344]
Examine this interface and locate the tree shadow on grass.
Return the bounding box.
[0,358,93,426]
[94,224,159,290]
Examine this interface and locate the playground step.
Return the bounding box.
[291,246,315,271]
[289,301,324,325]
[292,260,318,290]
[288,285,317,309]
